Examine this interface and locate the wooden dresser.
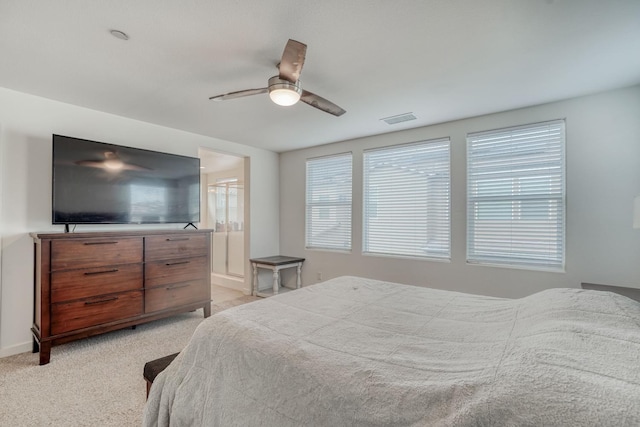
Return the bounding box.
[31,229,212,365]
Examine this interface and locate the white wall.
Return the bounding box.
[0,87,280,357]
[280,85,640,298]
[0,122,3,351]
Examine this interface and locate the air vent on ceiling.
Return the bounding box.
[380,112,417,125]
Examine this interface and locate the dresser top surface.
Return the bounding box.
[31,229,213,240]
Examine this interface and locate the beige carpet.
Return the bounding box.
[0,295,260,426]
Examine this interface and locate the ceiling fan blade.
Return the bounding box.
[278,39,307,83]
[209,88,268,101]
[300,90,346,117]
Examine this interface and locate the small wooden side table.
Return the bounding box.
[250,256,305,297]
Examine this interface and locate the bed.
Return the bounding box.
[143,276,640,426]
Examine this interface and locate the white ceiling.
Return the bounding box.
[1,0,639,153]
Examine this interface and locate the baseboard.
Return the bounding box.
[0,341,31,359]
[211,273,249,294]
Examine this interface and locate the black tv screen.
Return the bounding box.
[52,135,200,225]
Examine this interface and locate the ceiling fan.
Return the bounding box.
[209,39,346,117]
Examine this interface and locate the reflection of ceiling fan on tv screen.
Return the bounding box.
[76,151,150,171]
[209,39,346,117]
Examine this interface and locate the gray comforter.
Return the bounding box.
[143,276,640,426]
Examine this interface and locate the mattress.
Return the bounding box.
[143,276,640,426]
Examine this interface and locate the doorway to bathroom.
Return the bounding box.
[199,148,246,292]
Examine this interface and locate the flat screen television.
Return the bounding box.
[52,134,200,226]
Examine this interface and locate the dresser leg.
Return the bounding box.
[203,302,211,318]
[39,341,52,365]
[32,337,40,353]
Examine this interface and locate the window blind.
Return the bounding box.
[305,153,353,251]
[363,139,451,259]
[466,120,565,270]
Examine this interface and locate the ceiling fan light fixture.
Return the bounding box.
[268,76,302,106]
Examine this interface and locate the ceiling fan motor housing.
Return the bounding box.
[268,76,302,106]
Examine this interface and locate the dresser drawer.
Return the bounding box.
[145,255,208,287]
[145,234,208,261]
[145,279,209,313]
[51,264,143,303]
[51,237,143,270]
[51,290,143,335]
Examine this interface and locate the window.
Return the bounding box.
[305,153,353,251]
[466,120,565,270]
[363,139,451,259]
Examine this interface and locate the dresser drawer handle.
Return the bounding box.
[84,269,119,276]
[166,283,191,290]
[84,296,119,305]
[165,261,190,266]
[83,241,118,245]
[166,238,189,241]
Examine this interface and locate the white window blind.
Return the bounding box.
[305,153,352,251]
[363,139,450,259]
[466,120,565,270]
